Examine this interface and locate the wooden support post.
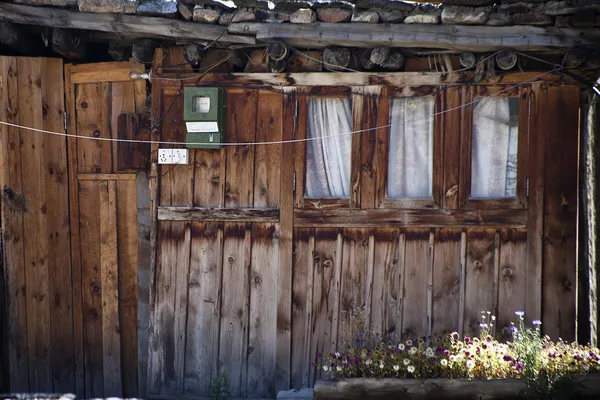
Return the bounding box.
[322,46,351,72]
[51,28,87,60]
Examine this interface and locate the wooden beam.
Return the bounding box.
[228,22,600,52]
[0,3,255,45]
[294,209,528,228]
[157,206,280,222]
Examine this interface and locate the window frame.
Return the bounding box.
[294,87,358,209]
[458,85,530,210]
[378,86,442,209]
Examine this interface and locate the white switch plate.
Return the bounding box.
[158,148,173,164]
[172,149,189,165]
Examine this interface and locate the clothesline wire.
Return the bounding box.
[0,68,560,147]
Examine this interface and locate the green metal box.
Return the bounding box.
[183,87,226,149]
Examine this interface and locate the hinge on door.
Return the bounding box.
[526,177,530,198]
[63,112,68,132]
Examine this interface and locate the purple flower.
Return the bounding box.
[503,355,513,362]
[532,320,542,326]
[343,363,349,369]
[330,362,335,367]
[318,353,323,359]
[337,356,343,361]
[443,349,450,357]
[516,362,524,371]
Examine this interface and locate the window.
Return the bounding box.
[470,97,519,199]
[387,96,435,199]
[306,98,353,198]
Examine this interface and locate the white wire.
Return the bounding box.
[0,69,558,147]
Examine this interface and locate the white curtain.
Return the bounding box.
[388,97,434,198]
[471,97,519,198]
[306,98,353,197]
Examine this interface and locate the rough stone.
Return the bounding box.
[219,11,235,25]
[502,0,545,3]
[404,5,442,24]
[136,0,179,17]
[256,9,291,22]
[180,0,234,10]
[276,388,314,400]
[543,1,578,16]
[317,7,353,23]
[231,7,256,22]
[178,3,193,20]
[512,12,554,26]
[15,0,77,6]
[354,0,413,12]
[444,0,494,5]
[376,9,407,23]
[486,12,513,26]
[231,0,269,9]
[498,2,539,14]
[193,6,220,23]
[441,6,490,25]
[273,0,312,12]
[351,10,380,23]
[312,1,354,10]
[78,0,139,13]
[290,8,317,23]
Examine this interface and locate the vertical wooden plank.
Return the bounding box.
[276,91,295,393]
[526,83,546,324]
[310,229,342,385]
[117,113,150,171]
[370,229,400,338]
[76,82,112,173]
[374,88,390,208]
[247,223,280,398]
[445,87,463,209]
[497,229,527,339]
[293,94,307,208]
[432,88,445,207]
[159,90,194,207]
[41,58,75,394]
[359,87,380,209]
[350,92,363,208]
[147,48,164,400]
[338,228,369,343]
[253,90,282,207]
[148,221,191,395]
[224,89,258,208]
[99,180,122,396]
[401,229,431,339]
[291,228,314,389]
[516,86,530,209]
[431,229,461,336]
[0,56,29,393]
[184,222,223,395]
[64,63,85,397]
[543,85,579,341]
[79,180,104,397]
[219,223,251,397]
[116,179,139,397]
[193,146,225,207]
[111,81,135,171]
[18,57,53,392]
[462,229,497,336]
[458,231,467,336]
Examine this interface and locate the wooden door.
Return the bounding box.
[64,61,147,398]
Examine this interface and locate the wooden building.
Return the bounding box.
[0,0,600,399]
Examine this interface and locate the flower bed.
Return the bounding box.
[314,312,600,399]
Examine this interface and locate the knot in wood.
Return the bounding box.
[228,256,235,264]
[323,259,333,268]
[502,267,513,277]
[313,255,320,265]
[564,278,573,290]
[92,129,101,137]
[92,283,101,293]
[474,260,483,270]
[254,275,261,285]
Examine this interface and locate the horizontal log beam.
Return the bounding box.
[228,22,600,52]
[0,3,255,45]
[294,208,528,228]
[155,71,580,89]
[158,206,280,222]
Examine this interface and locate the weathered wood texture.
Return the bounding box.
[145,80,581,398]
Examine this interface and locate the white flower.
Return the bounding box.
[337,366,342,371]
[409,347,418,355]
[403,358,410,366]
[407,365,415,373]
[393,365,400,371]
[515,311,525,317]
[441,359,448,367]
[335,352,340,357]
[491,315,496,321]
[405,340,413,346]
[454,354,464,363]
[365,359,372,365]
[426,347,435,358]
[323,366,329,371]
[466,360,475,369]
[532,320,542,326]
[479,323,489,329]
[398,344,405,351]
[379,363,384,369]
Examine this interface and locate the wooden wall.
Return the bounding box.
[0,57,148,398]
[150,57,580,398]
